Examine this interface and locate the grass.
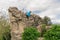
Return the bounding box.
[0,17,11,40]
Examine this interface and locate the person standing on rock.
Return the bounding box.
[26,10,31,18]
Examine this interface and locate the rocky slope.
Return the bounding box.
[8,7,43,40]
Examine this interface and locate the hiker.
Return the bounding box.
[26,10,31,18]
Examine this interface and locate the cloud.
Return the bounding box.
[23,0,50,11]
[23,0,60,24]
[0,0,60,23]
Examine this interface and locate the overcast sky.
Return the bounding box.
[0,0,60,24]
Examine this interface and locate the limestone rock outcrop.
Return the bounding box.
[8,7,43,40]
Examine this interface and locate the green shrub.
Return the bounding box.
[44,25,60,40]
[22,27,40,40]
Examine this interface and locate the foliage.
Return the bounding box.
[0,16,11,40]
[22,27,40,40]
[43,16,52,26]
[44,25,60,40]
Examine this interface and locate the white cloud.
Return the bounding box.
[0,0,60,23]
[23,0,50,11]
[52,19,60,24]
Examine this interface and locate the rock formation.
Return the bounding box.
[8,7,43,40]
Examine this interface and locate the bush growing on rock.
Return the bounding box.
[43,16,52,26]
[22,27,40,40]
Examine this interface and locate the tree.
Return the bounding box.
[43,16,52,26]
[22,27,40,40]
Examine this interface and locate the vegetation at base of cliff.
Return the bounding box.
[22,24,60,40]
[0,16,11,40]
[41,24,46,37]
[43,25,60,40]
[22,27,40,40]
[0,15,60,40]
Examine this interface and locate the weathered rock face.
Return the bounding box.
[8,7,43,40]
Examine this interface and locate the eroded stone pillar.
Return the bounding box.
[8,7,25,40]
